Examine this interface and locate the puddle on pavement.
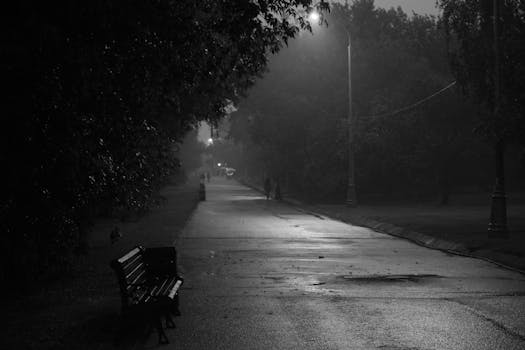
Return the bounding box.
[263,276,287,281]
[339,274,442,283]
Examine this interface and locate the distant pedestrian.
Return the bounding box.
[274,179,282,200]
[264,177,272,200]
[206,171,210,183]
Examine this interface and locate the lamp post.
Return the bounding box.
[345,29,357,206]
[309,11,357,206]
[488,0,508,237]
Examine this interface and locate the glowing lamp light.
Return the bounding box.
[308,11,320,22]
[217,163,222,167]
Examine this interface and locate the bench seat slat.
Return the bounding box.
[155,278,182,299]
[130,287,149,305]
[151,276,180,297]
[160,279,176,296]
[154,278,171,296]
[112,243,183,308]
[164,278,179,295]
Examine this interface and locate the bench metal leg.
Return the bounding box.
[171,295,181,316]
[156,316,169,344]
[165,314,176,329]
[147,304,170,345]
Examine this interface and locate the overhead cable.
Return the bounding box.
[357,80,457,119]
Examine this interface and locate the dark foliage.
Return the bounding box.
[229,0,524,203]
[439,0,525,143]
[1,0,328,289]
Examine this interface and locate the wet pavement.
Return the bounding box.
[143,178,525,349]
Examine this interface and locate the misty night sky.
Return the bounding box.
[374,0,440,15]
[197,0,439,144]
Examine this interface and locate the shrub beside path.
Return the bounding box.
[241,178,525,274]
[291,200,525,274]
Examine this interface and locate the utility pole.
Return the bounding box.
[343,1,357,206]
[309,5,356,206]
[346,29,357,207]
[488,0,508,237]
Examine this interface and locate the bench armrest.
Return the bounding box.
[147,278,183,301]
[168,279,183,299]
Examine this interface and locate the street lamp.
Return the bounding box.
[309,10,357,206]
[308,11,320,22]
[488,0,508,237]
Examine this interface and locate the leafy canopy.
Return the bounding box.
[439,0,525,142]
[1,0,329,289]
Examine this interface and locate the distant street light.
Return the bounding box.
[308,11,320,22]
[309,10,357,206]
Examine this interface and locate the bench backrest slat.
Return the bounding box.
[111,246,148,310]
[126,259,146,283]
[117,247,142,264]
[122,253,142,273]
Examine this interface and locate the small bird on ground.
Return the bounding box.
[110,227,122,244]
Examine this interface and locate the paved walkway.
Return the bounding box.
[144,178,525,349]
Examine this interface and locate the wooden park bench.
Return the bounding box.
[111,245,184,344]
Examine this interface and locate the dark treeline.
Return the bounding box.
[227,0,525,203]
[1,0,328,289]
